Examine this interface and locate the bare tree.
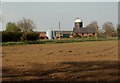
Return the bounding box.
[86,21,99,38]
[102,22,115,38]
[17,18,36,32]
[86,21,99,29]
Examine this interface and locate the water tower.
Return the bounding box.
[74,18,83,29]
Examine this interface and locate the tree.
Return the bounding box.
[117,24,120,39]
[86,21,99,29]
[102,22,115,38]
[6,22,21,32]
[17,18,36,32]
[86,21,99,38]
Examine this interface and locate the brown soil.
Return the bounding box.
[2,40,119,82]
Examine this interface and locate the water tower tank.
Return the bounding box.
[74,18,83,28]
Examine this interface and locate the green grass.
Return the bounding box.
[1,37,118,46]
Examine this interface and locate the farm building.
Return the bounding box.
[73,18,98,37]
[39,31,73,40]
[39,18,98,39]
[55,31,73,38]
[39,32,48,39]
[73,27,97,37]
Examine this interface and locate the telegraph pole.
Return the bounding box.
[59,21,61,39]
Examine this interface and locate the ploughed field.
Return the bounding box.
[2,40,119,82]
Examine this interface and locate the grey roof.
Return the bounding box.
[73,27,97,33]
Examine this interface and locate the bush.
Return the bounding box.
[73,34,81,38]
[117,27,120,39]
[0,32,2,42]
[24,32,39,41]
[2,32,39,42]
[97,33,107,38]
[2,32,22,42]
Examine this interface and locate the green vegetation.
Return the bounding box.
[21,32,39,41]
[1,37,117,46]
[2,32,39,42]
[2,32,22,42]
[117,24,120,39]
[1,17,119,46]
[6,22,21,32]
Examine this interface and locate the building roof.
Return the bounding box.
[39,32,46,37]
[74,18,82,22]
[73,27,97,33]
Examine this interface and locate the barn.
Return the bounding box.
[39,18,98,39]
[73,18,98,37]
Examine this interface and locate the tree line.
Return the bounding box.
[2,18,39,42]
[5,17,36,32]
[2,17,120,42]
[86,21,119,39]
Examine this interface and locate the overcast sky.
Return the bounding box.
[2,0,120,2]
[1,2,118,31]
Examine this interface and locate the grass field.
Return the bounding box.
[2,40,119,82]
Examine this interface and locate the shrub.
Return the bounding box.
[97,33,107,38]
[2,32,39,42]
[2,32,22,42]
[73,34,81,38]
[0,32,2,42]
[13,32,22,41]
[24,32,39,41]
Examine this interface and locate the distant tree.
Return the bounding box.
[86,21,99,38]
[102,22,115,38]
[17,18,36,32]
[117,24,120,39]
[86,21,99,29]
[6,22,21,32]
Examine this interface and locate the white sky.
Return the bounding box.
[0,0,119,31]
[2,0,120,2]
